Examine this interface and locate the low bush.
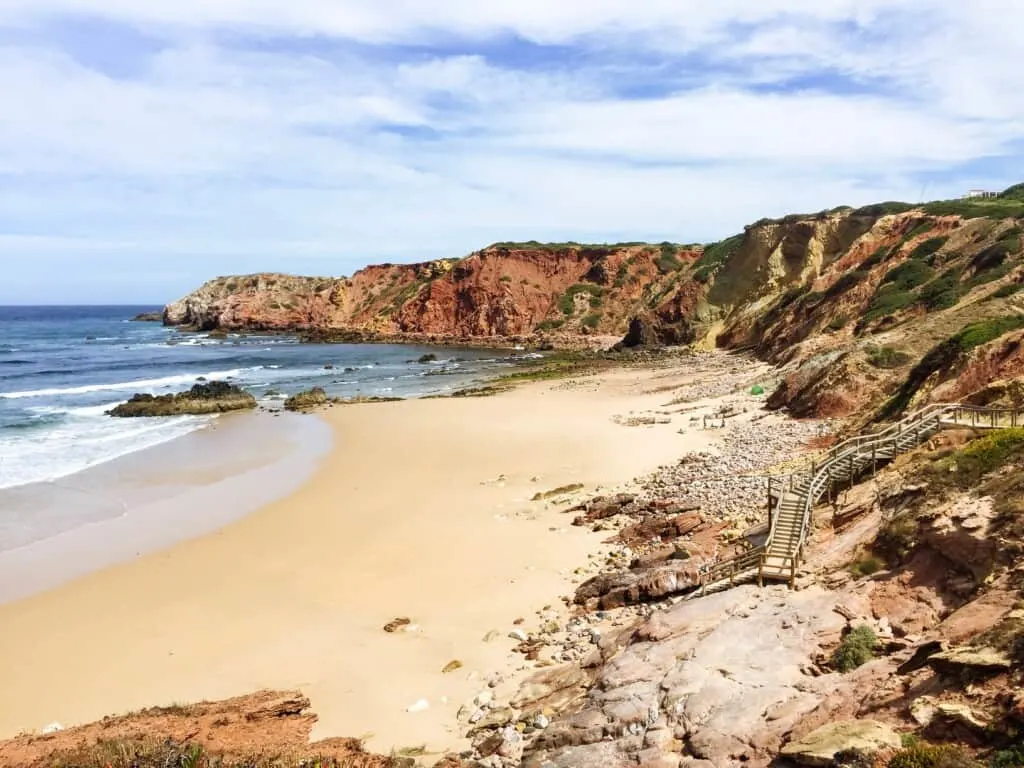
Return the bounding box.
[581,312,602,329]
[999,182,1024,201]
[558,284,605,315]
[887,742,981,768]
[852,201,917,217]
[826,270,870,299]
[906,221,936,238]
[849,555,884,577]
[866,345,913,369]
[862,285,916,324]
[535,318,565,331]
[992,282,1023,298]
[920,271,967,311]
[883,259,935,291]
[991,746,1024,768]
[875,514,920,564]
[955,428,1024,480]
[880,316,1024,417]
[908,236,948,262]
[694,233,744,277]
[655,253,682,273]
[832,625,878,672]
[862,244,894,269]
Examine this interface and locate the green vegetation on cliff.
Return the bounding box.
[881,316,1024,418]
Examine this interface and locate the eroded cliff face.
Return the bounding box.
[163,244,702,342]
[166,200,1024,417]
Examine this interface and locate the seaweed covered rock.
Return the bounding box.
[284,387,330,412]
[108,381,256,417]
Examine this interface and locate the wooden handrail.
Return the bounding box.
[693,403,1024,598]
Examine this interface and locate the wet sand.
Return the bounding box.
[0,366,728,755]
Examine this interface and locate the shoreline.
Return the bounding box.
[0,353,768,757]
[0,410,331,604]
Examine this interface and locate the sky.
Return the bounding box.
[0,1,1023,304]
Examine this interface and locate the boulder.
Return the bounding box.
[284,387,330,412]
[131,311,163,322]
[927,646,1012,676]
[616,317,662,349]
[780,720,902,766]
[108,381,256,417]
[575,560,702,609]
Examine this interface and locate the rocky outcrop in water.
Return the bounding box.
[108,381,257,417]
[283,387,330,412]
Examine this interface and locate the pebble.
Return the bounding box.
[474,690,494,707]
[406,699,430,713]
[509,629,529,642]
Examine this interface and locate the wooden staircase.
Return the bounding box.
[688,403,1024,598]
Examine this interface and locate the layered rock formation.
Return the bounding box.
[165,189,1024,420]
[162,243,703,342]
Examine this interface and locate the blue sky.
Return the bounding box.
[0,1,1022,304]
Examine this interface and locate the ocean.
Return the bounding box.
[0,305,528,492]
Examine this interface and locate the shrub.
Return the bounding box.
[907,221,936,238]
[908,236,948,262]
[875,514,920,564]
[958,316,1024,349]
[832,625,878,672]
[558,284,605,315]
[826,270,870,299]
[581,312,602,329]
[991,746,1024,768]
[955,428,1024,479]
[535,318,565,331]
[655,253,683,273]
[992,282,1023,298]
[828,316,849,331]
[866,345,913,368]
[884,260,935,291]
[922,200,1024,219]
[862,285,916,324]
[500,275,512,283]
[880,316,1024,417]
[863,244,894,269]
[974,240,1016,272]
[850,555,884,577]
[999,182,1024,201]
[887,742,981,768]
[695,233,745,276]
[852,201,917,217]
[920,271,966,311]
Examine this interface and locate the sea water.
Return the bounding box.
[0,306,528,492]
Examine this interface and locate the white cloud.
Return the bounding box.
[0,0,1022,301]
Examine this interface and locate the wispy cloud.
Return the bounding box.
[0,0,1022,302]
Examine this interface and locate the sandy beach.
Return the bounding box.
[0,361,746,756]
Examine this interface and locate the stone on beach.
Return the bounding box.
[779,720,902,766]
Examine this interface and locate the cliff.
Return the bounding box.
[166,189,1024,417]
[163,243,703,344]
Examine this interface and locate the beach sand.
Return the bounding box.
[0,365,730,756]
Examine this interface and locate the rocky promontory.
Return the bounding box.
[108,381,257,417]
